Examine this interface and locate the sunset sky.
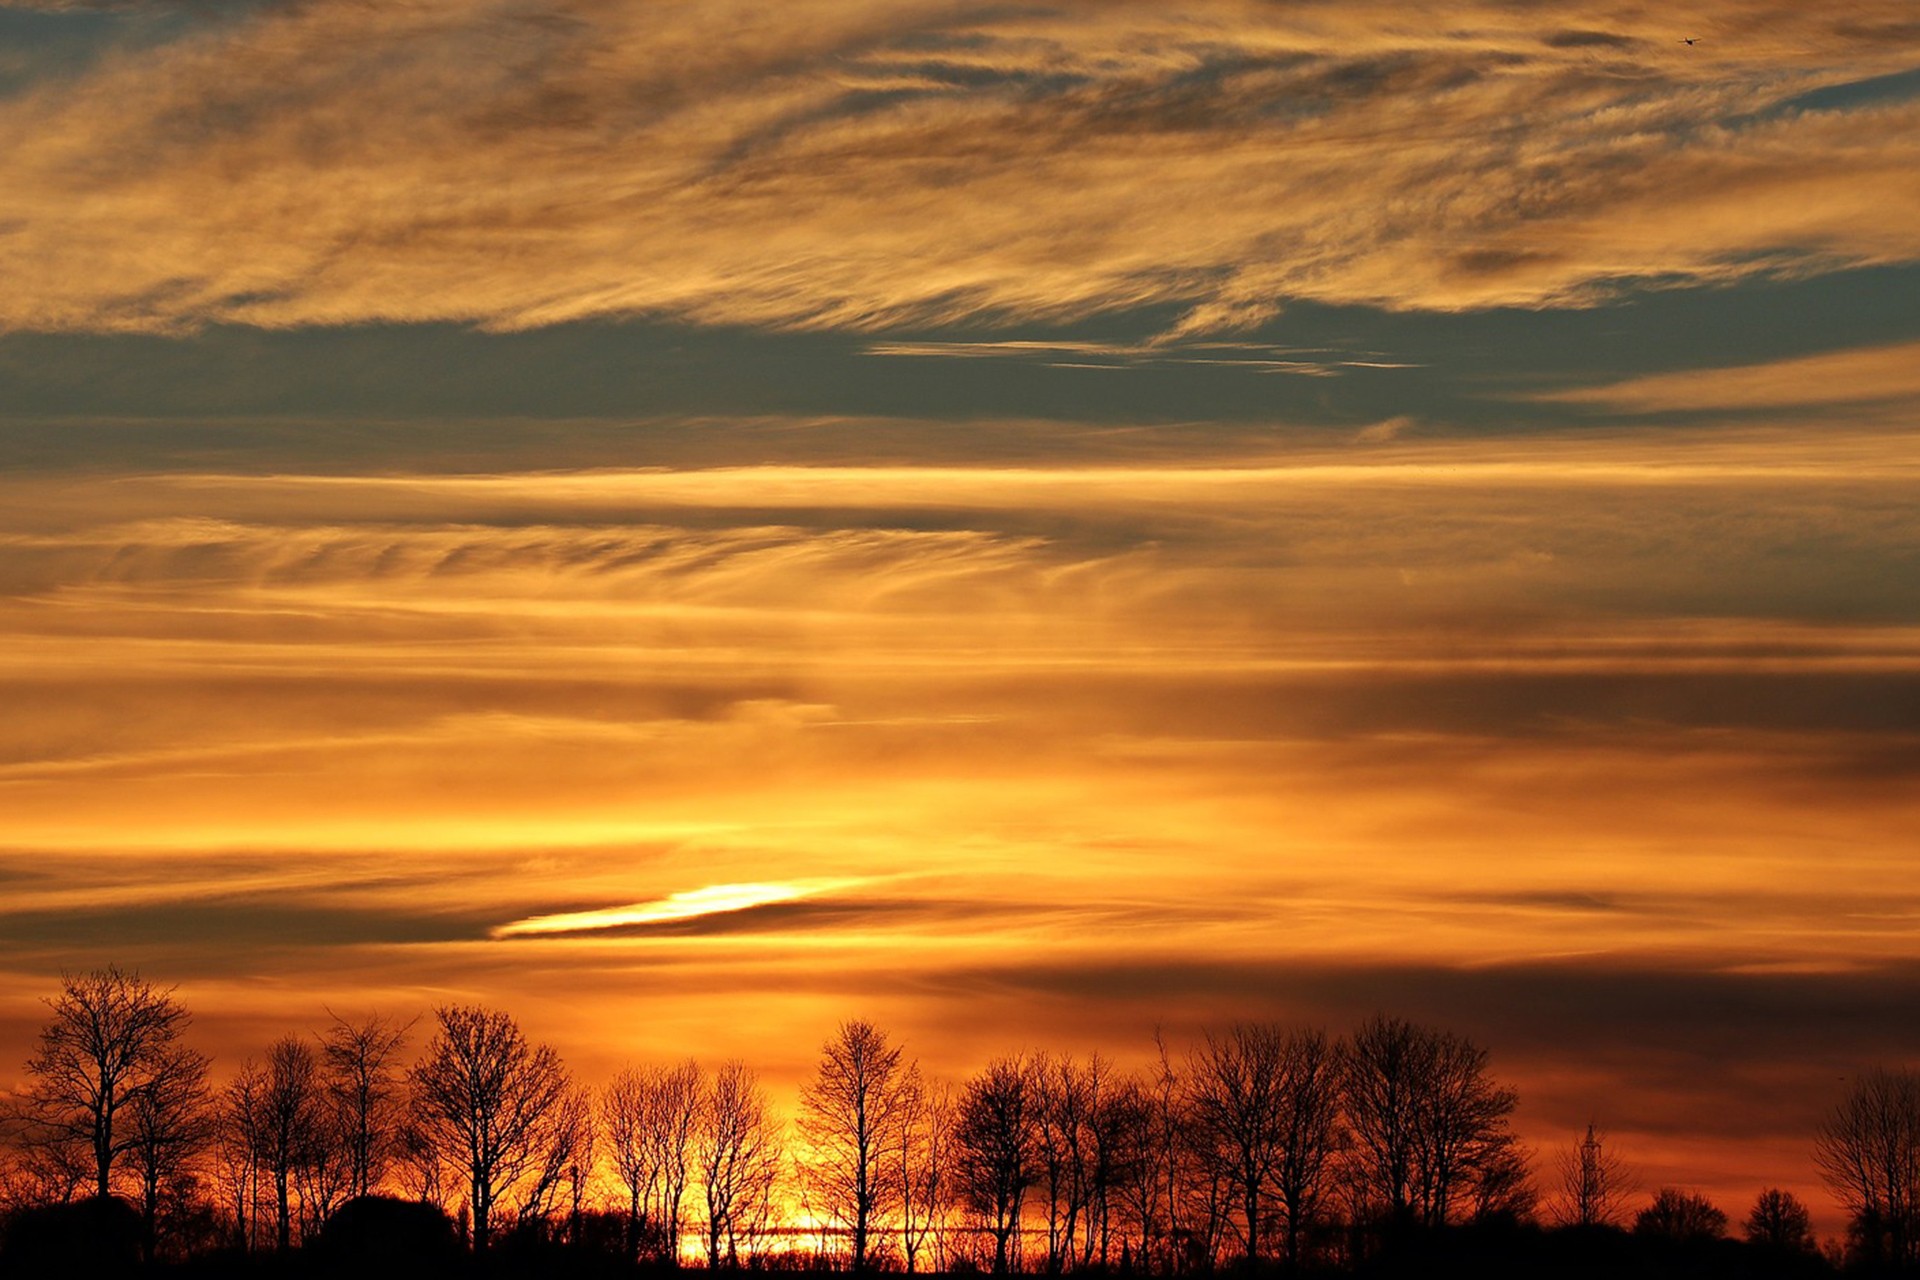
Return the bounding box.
[4,0,1919,1231]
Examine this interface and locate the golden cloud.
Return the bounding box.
[493,879,864,936]
[1,1,1917,333]
[1538,339,1920,413]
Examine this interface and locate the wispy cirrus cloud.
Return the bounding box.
[2,1,1918,336]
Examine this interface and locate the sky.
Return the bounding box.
[3,0,1919,1232]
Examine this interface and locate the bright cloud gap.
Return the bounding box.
[492,880,856,938]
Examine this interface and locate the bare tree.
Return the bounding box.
[1076,1055,1122,1270]
[254,1035,328,1252]
[408,1004,573,1252]
[1410,1026,1518,1228]
[294,1111,351,1244]
[894,1064,953,1274]
[124,1040,214,1262]
[1815,1069,1920,1271]
[1343,1016,1518,1232]
[955,1055,1036,1275]
[1343,1016,1423,1229]
[218,1059,267,1250]
[603,1059,702,1263]
[736,1140,788,1269]
[799,1020,908,1272]
[1272,1029,1344,1269]
[516,1080,596,1242]
[1121,1032,1203,1273]
[1153,1030,1203,1270]
[1635,1187,1727,1241]
[0,1127,91,1208]
[1032,1051,1095,1273]
[697,1061,784,1269]
[1183,1026,1343,1269]
[1553,1123,1631,1228]
[393,1111,449,1209]
[320,1011,413,1200]
[0,1144,57,1220]
[1104,1073,1163,1271]
[1745,1188,1816,1254]
[1183,1109,1236,1272]
[1187,1025,1287,1268]
[604,1066,659,1259]
[1465,1129,1535,1224]
[14,967,192,1201]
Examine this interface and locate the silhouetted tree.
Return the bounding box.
[799,1020,909,1272]
[1274,1029,1345,1265]
[1553,1123,1632,1228]
[1033,1051,1096,1273]
[603,1059,701,1263]
[1076,1055,1125,1269]
[320,1011,413,1201]
[894,1064,954,1274]
[517,1080,595,1242]
[1815,1069,1920,1271]
[1466,1128,1536,1224]
[956,1055,1037,1274]
[697,1060,784,1268]
[1184,1026,1343,1270]
[253,1035,328,1251]
[0,1115,90,1207]
[1343,1015,1518,1232]
[1342,1017,1420,1230]
[408,1004,573,1252]
[1636,1187,1728,1241]
[13,967,192,1201]
[1187,1025,1288,1268]
[394,1109,450,1208]
[218,1058,267,1249]
[1746,1188,1817,1254]
[1104,1073,1165,1269]
[1152,1032,1214,1271]
[123,1039,213,1261]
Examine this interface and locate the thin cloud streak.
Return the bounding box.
[1538,338,1920,413]
[493,879,861,937]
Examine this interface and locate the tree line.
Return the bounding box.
[0,967,1893,1275]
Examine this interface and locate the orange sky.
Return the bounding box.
[3,0,1919,1239]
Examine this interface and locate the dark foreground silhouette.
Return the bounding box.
[0,1200,1850,1280]
[5,971,1907,1280]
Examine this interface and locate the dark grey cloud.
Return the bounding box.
[0,899,490,950]
[911,954,1920,1138]
[1779,64,1920,113]
[929,670,1920,745]
[0,5,175,96]
[1542,29,1641,50]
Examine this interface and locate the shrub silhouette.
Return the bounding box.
[314,1194,463,1277]
[0,1195,142,1277]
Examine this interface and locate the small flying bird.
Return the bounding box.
[1680,37,1700,45]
